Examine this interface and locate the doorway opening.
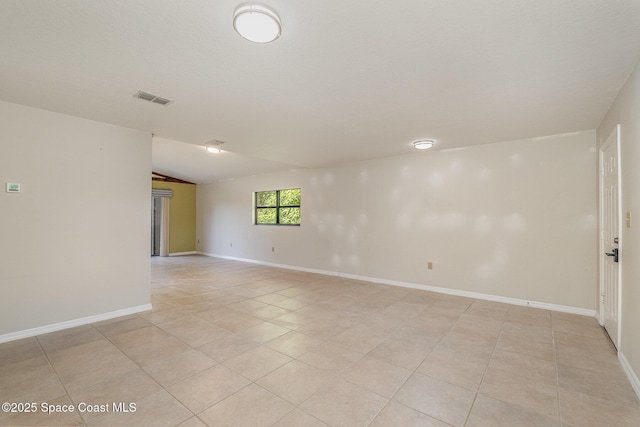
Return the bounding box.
[151,197,162,256]
[151,190,171,257]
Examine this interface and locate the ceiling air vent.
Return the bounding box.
[133,90,172,106]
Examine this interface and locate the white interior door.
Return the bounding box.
[600,125,621,349]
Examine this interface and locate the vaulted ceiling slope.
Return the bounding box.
[1,1,639,183]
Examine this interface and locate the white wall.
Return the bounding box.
[0,101,151,338]
[198,131,597,310]
[598,59,640,390]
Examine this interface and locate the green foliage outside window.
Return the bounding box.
[255,188,300,225]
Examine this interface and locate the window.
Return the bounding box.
[255,188,301,225]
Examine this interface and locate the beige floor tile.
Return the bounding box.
[143,349,217,387]
[121,334,191,367]
[501,321,553,344]
[388,325,443,348]
[48,340,140,393]
[257,360,332,405]
[464,305,508,321]
[157,314,212,334]
[300,378,388,427]
[272,409,329,427]
[93,315,153,338]
[209,310,263,333]
[487,349,557,386]
[168,322,232,347]
[418,349,487,391]
[227,286,270,298]
[559,388,640,427]
[453,313,504,336]
[298,343,362,374]
[444,329,499,348]
[37,325,104,354]
[330,325,392,354]
[3,256,638,427]
[394,373,475,427]
[0,355,66,403]
[141,305,195,325]
[558,364,640,409]
[505,307,551,327]
[551,314,603,339]
[0,337,44,368]
[255,293,291,305]
[367,337,433,370]
[196,333,259,362]
[198,384,294,427]
[432,335,494,366]
[341,356,412,398]
[167,364,250,413]
[370,401,451,427]
[272,297,310,311]
[91,389,192,427]
[252,304,291,320]
[68,368,162,421]
[227,299,271,313]
[479,367,559,418]
[553,330,615,353]
[467,395,560,427]
[0,394,85,427]
[109,325,173,350]
[237,321,291,343]
[265,331,324,357]
[270,311,317,329]
[176,416,208,427]
[223,345,291,381]
[382,301,427,321]
[495,332,555,361]
[296,320,352,341]
[555,343,621,373]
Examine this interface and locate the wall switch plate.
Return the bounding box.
[6,183,21,193]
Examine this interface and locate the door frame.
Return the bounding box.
[598,124,622,347]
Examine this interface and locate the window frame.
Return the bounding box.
[254,188,301,226]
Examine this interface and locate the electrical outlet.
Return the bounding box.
[427,262,433,270]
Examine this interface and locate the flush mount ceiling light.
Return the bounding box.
[413,139,435,150]
[233,3,281,43]
[204,140,225,153]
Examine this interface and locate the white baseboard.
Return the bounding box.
[0,303,152,344]
[169,251,197,257]
[199,253,596,317]
[619,351,640,400]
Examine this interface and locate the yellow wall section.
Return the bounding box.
[152,181,196,254]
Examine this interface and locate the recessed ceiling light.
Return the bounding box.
[413,139,435,150]
[204,140,225,153]
[233,3,281,43]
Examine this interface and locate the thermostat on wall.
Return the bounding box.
[6,183,21,193]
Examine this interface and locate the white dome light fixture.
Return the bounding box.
[233,3,281,43]
[413,139,435,150]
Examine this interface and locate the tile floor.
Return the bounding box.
[1,255,639,426]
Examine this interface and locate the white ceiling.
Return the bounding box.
[1,1,639,183]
